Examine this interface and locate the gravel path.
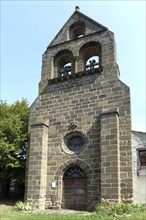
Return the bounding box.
[32,209,94,215]
[0,199,94,216]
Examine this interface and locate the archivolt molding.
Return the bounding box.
[54,159,93,179]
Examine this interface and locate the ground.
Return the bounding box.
[0,198,93,215]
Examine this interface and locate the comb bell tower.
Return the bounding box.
[25,7,133,210]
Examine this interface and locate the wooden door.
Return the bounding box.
[62,177,87,210]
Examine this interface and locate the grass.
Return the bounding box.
[1,202,146,220]
[1,208,96,220]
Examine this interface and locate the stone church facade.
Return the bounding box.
[25,8,134,210]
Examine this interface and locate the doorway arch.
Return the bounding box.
[62,166,87,210]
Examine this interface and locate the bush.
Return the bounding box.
[14,201,35,211]
[132,203,146,212]
[96,199,146,219]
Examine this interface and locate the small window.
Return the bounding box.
[69,21,85,40]
[138,149,146,167]
[67,136,84,152]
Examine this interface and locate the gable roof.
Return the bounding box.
[48,9,108,48]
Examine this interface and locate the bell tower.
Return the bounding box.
[25,7,133,210]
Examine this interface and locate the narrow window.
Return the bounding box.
[138,150,146,166]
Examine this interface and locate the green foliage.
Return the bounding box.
[96,201,146,219]
[110,202,132,215]
[0,99,29,185]
[1,204,146,220]
[131,203,146,212]
[14,201,35,211]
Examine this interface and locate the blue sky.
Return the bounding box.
[1,0,145,132]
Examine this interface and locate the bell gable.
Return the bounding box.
[48,7,108,47]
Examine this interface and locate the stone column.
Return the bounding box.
[74,56,79,73]
[100,109,120,202]
[77,56,84,73]
[25,122,48,209]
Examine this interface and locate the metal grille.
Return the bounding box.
[64,166,86,178]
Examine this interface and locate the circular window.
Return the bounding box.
[67,136,84,152]
[61,131,88,155]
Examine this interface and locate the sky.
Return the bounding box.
[1,0,146,132]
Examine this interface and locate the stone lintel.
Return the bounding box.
[100,108,119,117]
[31,122,49,129]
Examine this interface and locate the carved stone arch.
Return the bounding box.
[54,49,74,77]
[79,41,102,71]
[55,159,93,179]
[69,21,85,39]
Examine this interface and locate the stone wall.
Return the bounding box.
[25,67,132,208]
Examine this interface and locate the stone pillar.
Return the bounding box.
[50,56,55,79]
[25,122,48,209]
[100,109,120,202]
[77,57,84,73]
[74,56,79,73]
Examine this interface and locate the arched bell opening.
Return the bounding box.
[69,21,85,40]
[79,41,102,72]
[54,50,73,77]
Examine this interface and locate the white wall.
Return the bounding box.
[132,131,146,204]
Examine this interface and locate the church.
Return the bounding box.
[25,7,146,210]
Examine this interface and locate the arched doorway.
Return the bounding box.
[62,166,87,210]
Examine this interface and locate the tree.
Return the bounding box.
[0,99,29,197]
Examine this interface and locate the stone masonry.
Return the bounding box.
[25,8,133,210]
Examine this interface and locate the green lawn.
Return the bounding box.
[1,208,146,220]
[1,208,95,220]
